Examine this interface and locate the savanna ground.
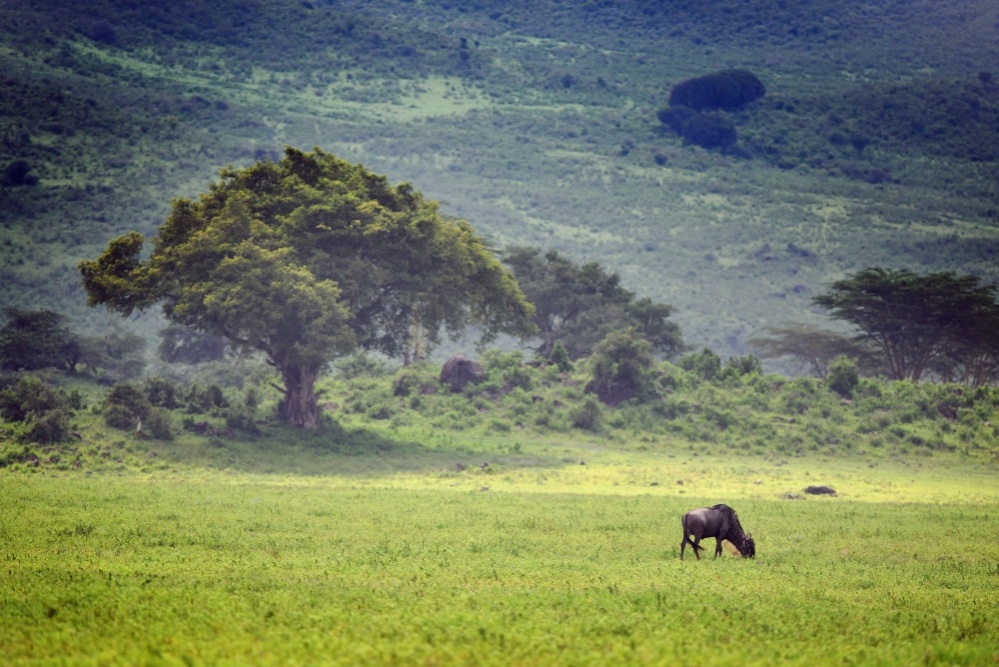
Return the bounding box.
[3,426,998,666]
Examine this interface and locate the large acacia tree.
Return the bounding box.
[80,147,534,428]
[813,268,999,382]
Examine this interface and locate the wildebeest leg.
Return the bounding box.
[681,531,698,560]
[690,535,702,560]
[715,538,724,558]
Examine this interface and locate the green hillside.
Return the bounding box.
[2,0,998,355]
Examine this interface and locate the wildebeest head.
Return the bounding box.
[739,534,756,559]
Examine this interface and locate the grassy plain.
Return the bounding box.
[3,438,998,666]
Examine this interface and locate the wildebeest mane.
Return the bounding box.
[708,503,746,537]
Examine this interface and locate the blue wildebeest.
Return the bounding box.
[680,504,756,560]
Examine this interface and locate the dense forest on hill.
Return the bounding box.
[1,0,998,357]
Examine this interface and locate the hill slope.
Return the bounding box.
[2,0,998,357]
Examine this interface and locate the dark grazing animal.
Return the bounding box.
[680,504,756,561]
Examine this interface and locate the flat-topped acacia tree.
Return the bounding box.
[80,147,534,428]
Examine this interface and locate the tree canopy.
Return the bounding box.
[80,147,534,428]
[0,308,75,372]
[813,268,999,383]
[503,246,683,361]
[748,323,873,378]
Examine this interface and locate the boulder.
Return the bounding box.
[439,354,485,392]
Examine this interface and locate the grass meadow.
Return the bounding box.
[3,439,998,666]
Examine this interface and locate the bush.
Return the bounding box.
[549,342,573,373]
[826,355,859,398]
[588,329,656,405]
[0,375,75,443]
[679,348,721,381]
[335,353,390,379]
[104,382,171,439]
[570,397,603,432]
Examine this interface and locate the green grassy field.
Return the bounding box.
[3,440,998,666]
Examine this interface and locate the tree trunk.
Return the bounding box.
[278,363,322,429]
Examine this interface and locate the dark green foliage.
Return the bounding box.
[587,328,656,405]
[334,353,391,379]
[549,342,573,373]
[0,308,75,372]
[679,112,737,149]
[657,105,697,133]
[143,376,180,409]
[679,348,722,382]
[505,247,682,360]
[1,160,37,187]
[157,324,226,364]
[668,70,765,111]
[103,382,171,439]
[826,355,859,398]
[85,20,117,45]
[570,396,603,432]
[722,354,763,381]
[658,107,738,149]
[814,269,999,382]
[0,375,77,443]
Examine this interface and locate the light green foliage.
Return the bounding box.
[826,355,860,398]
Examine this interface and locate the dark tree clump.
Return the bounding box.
[668,69,765,111]
[676,112,737,149]
[1,160,38,187]
[658,106,737,149]
[86,20,118,45]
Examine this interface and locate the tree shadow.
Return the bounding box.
[148,419,571,479]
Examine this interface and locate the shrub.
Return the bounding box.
[335,353,390,379]
[588,329,656,405]
[570,397,603,432]
[679,348,721,381]
[549,342,573,373]
[826,355,859,398]
[0,375,75,443]
[144,377,180,409]
[104,382,171,439]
